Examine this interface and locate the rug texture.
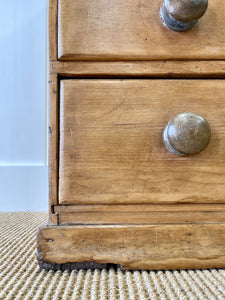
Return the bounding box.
[1,212,225,300]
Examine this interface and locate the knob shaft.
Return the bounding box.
[163,112,211,155]
[160,0,208,31]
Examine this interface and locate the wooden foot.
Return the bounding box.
[37,222,225,270]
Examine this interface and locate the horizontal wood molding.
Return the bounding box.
[37,223,225,270]
[54,204,225,225]
[50,60,225,78]
[55,204,225,213]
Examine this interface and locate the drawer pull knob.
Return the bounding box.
[163,112,211,155]
[160,0,208,31]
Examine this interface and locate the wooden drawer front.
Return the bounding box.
[58,0,225,61]
[59,79,225,205]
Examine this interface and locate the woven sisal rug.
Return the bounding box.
[1,212,225,299]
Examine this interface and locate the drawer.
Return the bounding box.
[58,0,225,61]
[59,79,225,205]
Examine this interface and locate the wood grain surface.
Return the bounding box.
[58,0,225,61]
[59,79,225,205]
[54,204,225,225]
[48,74,59,225]
[37,223,225,270]
[49,0,58,60]
[55,204,225,225]
[50,60,225,78]
[54,204,225,213]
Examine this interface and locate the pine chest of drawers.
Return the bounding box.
[37,0,225,270]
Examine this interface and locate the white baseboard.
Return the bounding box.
[0,166,48,211]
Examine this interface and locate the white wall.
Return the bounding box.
[0,0,48,211]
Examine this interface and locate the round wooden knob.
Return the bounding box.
[163,112,211,155]
[160,0,208,31]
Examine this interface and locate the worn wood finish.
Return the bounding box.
[48,0,58,60]
[37,223,225,270]
[50,61,225,78]
[54,204,225,225]
[57,211,225,225]
[47,0,59,224]
[55,204,225,213]
[59,79,225,205]
[58,0,225,61]
[48,74,59,225]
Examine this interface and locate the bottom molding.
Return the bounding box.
[37,223,225,270]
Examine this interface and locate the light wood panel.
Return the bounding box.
[37,223,225,270]
[57,211,225,225]
[50,60,225,78]
[59,79,225,205]
[48,0,59,224]
[49,0,58,60]
[55,204,225,225]
[58,0,225,61]
[48,74,59,225]
[55,204,225,213]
